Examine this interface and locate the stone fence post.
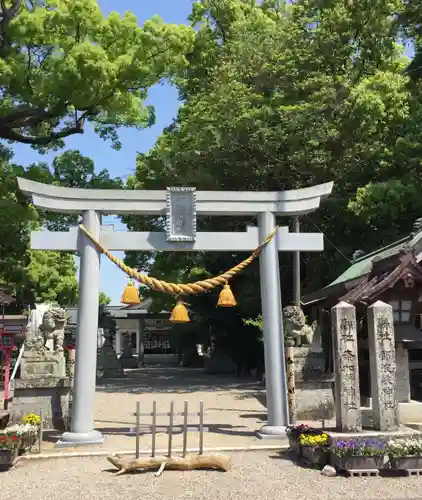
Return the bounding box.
[331,301,362,432]
[367,301,399,431]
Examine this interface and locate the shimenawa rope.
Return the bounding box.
[78,224,277,296]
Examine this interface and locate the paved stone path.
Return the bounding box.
[4,451,422,500]
[43,365,274,452]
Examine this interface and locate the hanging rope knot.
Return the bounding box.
[78,224,277,296]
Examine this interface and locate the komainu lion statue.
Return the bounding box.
[41,307,66,352]
[24,302,67,353]
[283,305,316,347]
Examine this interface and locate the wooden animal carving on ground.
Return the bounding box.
[106,453,231,476]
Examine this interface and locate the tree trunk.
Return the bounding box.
[107,453,231,476]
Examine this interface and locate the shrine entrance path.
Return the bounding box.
[42,365,278,452]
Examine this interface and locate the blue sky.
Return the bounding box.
[12,0,194,305]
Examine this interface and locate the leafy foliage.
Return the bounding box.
[120,0,422,379]
[99,291,111,307]
[126,0,421,313]
[0,147,120,310]
[0,0,194,149]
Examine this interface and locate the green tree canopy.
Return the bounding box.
[99,291,111,306]
[124,0,422,315]
[0,0,194,149]
[0,147,121,310]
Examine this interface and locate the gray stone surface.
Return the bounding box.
[294,348,326,378]
[97,335,124,379]
[292,348,334,419]
[204,350,236,374]
[20,350,66,379]
[31,226,328,252]
[367,301,399,431]
[11,377,70,430]
[119,334,138,369]
[331,301,362,432]
[395,342,410,403]
[257,211,289,437]
[61,210,102,446]
[295,381,335,420]
[17,177,334,215]
[321,465,337,477]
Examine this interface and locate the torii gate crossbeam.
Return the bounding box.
[17,178,333,447]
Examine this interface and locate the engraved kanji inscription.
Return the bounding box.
[344,385,358,410]
[376,317,393,341]
[166,187,197,242]
[340,318,356,342]
[380,350,395,363]
[367,302,398,430]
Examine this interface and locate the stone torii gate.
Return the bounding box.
[17,178,333,447]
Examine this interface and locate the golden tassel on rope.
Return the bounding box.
[217,283,237,307]
[121,280,141,305]
[170,301,190,323]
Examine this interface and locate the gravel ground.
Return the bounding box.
[43,366,270,452]
[2,451,422,500]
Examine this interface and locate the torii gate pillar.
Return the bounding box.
[62,210,102,445]
[18,179,333,446]
[257,211,289,438]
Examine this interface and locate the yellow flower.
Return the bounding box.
[299,432,328,447]
[21,413,41,426]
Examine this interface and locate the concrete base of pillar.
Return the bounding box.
[256,425,288,439]
[55,429,104,448]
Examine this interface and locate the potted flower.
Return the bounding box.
[21,413,41,427]
[329,437,386,471]
[0,433,20,467]
[286,424,322,457]
[299,432,329,467]
[387,436,422,470]
[17,413,41,452]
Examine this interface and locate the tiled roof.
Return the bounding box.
[302,229,422,305]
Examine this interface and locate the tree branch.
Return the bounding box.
[0,104,68,128]
[0,0,21,52]
[0,122,85,145]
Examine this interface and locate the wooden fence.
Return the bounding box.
[132,400,208,458]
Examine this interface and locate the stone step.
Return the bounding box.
[403,469,422,476]
[345,469,379,477]
[405,422,422,431]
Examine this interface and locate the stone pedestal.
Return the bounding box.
[395,342,410,403]
[97,334,124,379]
[119,334,138,369]
[20,350,66,379]
[11,377,70,430]
[204,349,236,374]
[115,330,122,356]
[294,347,325,374]
[136,320,145,368]
[331,301,362,432]
[367,301,399,431]
[294,347,335,419]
